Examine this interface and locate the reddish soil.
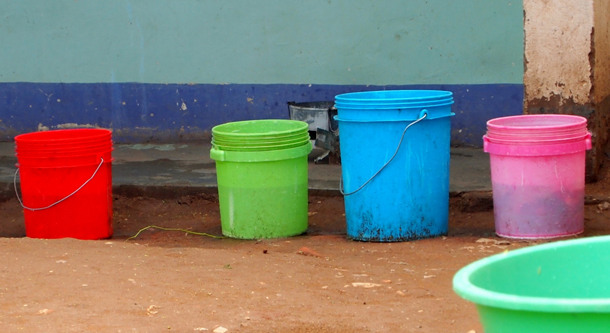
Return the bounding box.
[0,171,609,332]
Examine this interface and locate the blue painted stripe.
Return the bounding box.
[0,83,523,146]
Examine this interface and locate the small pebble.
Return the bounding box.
[213,327,228,333]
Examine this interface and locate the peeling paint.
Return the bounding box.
[593,0,610,103]
[37,123,108,131]
[524,0,610,181]
[55,123,101,129]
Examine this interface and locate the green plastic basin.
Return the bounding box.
[453,235,610,332]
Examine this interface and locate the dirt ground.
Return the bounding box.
[0,167,609,332]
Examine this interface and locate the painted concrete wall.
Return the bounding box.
[1,0,524,145]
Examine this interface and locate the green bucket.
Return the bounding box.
[210,142,312,239]
[453,235,610,333]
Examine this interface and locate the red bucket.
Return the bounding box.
[14,129,113,239]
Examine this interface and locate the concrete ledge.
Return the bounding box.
[2,143,493,201]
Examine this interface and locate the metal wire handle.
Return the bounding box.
[14,158,105,211]
[340,111,428,196]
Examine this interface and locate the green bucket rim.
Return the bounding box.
[212,139,310,152]
[452,235,610,313]
[210,141,312,162]
[212,132,311,146]
[212,119,309,138]
[212,134,308,143]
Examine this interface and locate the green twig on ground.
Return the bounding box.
[125,225,225,241]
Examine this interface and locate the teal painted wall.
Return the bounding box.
[2,0,523,85]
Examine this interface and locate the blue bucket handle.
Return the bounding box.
[340,110,428,196]
[14,158,105,211]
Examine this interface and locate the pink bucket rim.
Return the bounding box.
[486,114,587,133]
[483,133,592,156]
[484,133,590,145]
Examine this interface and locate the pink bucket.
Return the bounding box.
[483,115,592,239]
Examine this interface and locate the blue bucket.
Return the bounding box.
[335,90,454,242]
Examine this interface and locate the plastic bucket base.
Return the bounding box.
[496,230,583,240]
[19,162,113,240]
[336,90,454,242]
[489,150,587,239]
[484,114,591,239]
[15,129,114,240]
[211,143,311,239]
[339,117,452,242]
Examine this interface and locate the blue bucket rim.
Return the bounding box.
[335,100,454,110]
[334,113,454,122]
[452,235,610,313]
[335,90,453,102]
[335,97,453,107]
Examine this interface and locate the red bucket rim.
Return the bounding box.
[15,129,112,144]
[16,158,114,169]
[16,142,112,152]
[16,150,113,167]
[16,148,114,159]
[16,139,112,148]
[16,147,113,156]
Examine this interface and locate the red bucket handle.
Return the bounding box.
[14,158,105,211]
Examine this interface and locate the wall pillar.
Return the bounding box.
[524,0,610,181]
